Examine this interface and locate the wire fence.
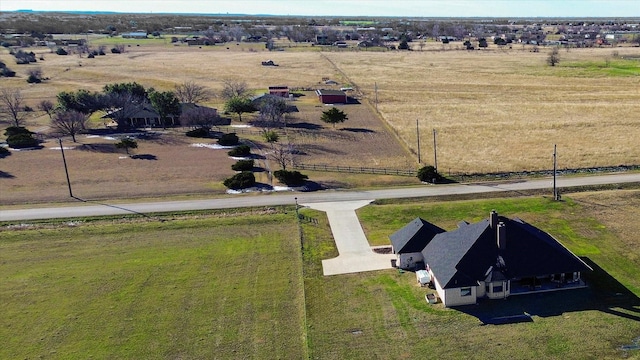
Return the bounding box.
[292,163,416,176]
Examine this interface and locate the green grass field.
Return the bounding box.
[0,212,306,359]
[2,190,639,359]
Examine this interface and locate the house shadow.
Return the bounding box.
[347,97,361,104]
[452,257,640,325]
[0,170,15,178]
[340,127,375,133]
[130,154,157,160]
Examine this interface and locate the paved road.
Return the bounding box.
[1,173,639,221]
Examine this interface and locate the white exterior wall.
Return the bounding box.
[398,252,423,270]
[486,281,510,300]
[442,286,478,307]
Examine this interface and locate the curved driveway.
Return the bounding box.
[1,173,639,221]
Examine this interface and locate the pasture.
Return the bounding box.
[2,189,639,358]
[1,40,639,204]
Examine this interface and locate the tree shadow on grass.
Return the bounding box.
[0,170,15,178]
[452,257,640,325]
[76,143,119,153]
[130,154,157,160]
[287,122,324,130]
[340,127,375,133]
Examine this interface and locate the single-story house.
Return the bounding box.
[268,86,290,98]
[389,217,445,270]
[316,89,347,104]
[102,103,218,128]
[392,210,592,307]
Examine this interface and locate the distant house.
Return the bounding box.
[389,217,445,270]
[122,32,148,39]
[391,211,592,307]
[316,89,347,104]
[102,103,219,128]
[268,86,289,98]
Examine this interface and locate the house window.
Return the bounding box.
[460,287,472,297]
[493,285,503,293]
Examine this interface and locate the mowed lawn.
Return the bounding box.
[0,212,306,359]
[302,190,640,359]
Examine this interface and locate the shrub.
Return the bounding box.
[0,146,10,158]
[7,133,39,149]
[88,53,95,58]
[56,47,68,55]
[217,133,239,146]
[231,159,254,171]
[274,170,308,186]
[185,127,210,138]
[417,165,444,183]
[27,74,42,83]
[111,48,121,54]
[223,171,256,190]
[228,145,251,157]
[1,67,16,77]
[4,126,32,137]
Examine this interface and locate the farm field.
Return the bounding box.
[1,189,639,358]
[324,47,640,174]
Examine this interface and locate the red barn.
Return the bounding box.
[316,89,347,104]
[269,86,289,98]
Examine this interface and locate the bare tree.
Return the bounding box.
[100,92,143,130]
[0,88,25,127]
[27,67,43,83]
[174,81,212,104]
[220,80,249,100]
[179,106,221,129]
[38,99,56,119]
[51,110,88,142]
[269,142,294,171]
[547,47,560,66]
[257,95,288,124]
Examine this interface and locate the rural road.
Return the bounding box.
[1,173,639,222]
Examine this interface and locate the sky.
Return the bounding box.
[0,0,638,18]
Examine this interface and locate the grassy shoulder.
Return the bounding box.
[0,212,306,359]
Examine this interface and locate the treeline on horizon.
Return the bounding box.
[1,11,639,35]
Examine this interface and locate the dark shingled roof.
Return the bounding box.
[389,217,445,254]
[422,215,592,289]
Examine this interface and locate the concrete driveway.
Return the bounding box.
[302,200,395,276]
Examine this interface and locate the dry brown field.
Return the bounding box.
[324,46,640,174]
[1,41,639,204]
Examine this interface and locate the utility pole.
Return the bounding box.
[59,138,73,198]
[374,82,378,111]
[416,119,421,164]
[553,144,558,200]
[433,129,438,173]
